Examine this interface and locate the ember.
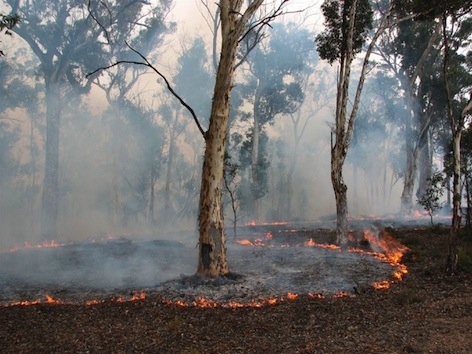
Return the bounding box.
[1,222,410,308]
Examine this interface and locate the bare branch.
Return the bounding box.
[87,0,112,45]
[86,43,206,138]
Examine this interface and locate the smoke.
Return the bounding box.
[0,1,423,268]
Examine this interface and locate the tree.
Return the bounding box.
[164,36,213,225]
[443,7,472,273]
[197,0,267,277]
[393,12,441,216]
[240,22,316,221]
[316,0,375,244]
[90,1,174,227]
[4,0,159,240]
[417,171,444,226]
[397,0,472,274]
[89,0,289,277]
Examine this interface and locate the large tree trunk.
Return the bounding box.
[416,134,432,202]
[198,0,263,277]
[40,80,61,240]
[332,154,348,245]
[400,137,418,215]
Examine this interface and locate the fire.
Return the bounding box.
[236,232,272,247]
[244,221,288,226]
[6,291,147,308]
[130,291,146,301]
[8,294,59,306]
[45,294,61,304]
[161,292,303,308]
[236,239,254,246]
[5,240,66,253]
[304,238,341,250]
[372,280,391,289]
[237,228,409,293]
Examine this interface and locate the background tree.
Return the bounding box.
[386,1,441,215]
[441,4,472,274]
[91,0,175,228]
[316,0,375,244]
[4,0,161,240]
[238,22,315,221]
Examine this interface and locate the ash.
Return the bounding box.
[158,243,392,305]
[0,223,403,306]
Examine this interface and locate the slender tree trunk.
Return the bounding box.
[446,130,461,274]
[148,172,156,224]
[331,0,358,244]
[332,154,349,245]
[251,82,263,221]
[466,173,471,229]
[442,14,472,274]
[40,80,61,240]
[198,0,262,277]
[164,117,176,223]
[29,115,38,236]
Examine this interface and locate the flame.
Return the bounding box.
[412,210,424,218]
[236,239,254,246]
[161,292,303,308]
[6,291,148,308]
[130,291,146,301]
[238,229,410,293]
[372,280,391,289]
[5,240,66,253]
[304,238,341,250]
[45,294,61,304]
[333,291,350,299]
[244,221,288,226]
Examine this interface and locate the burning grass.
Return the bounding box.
[0,223,410,308]
[1,225,472,353]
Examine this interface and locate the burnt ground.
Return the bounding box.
[1,222,472,353]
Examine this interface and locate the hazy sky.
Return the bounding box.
[171,0,323,36]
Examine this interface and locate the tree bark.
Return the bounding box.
[250,82,262,221]
[416,133,432,202]
[442,11,472,274]
[40,79,61,240]
[197,0,264,277]
[331,0,358,244]
[400,137,418,215]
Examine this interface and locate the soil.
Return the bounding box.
[1,224,471,353]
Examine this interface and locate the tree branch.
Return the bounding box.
[87,43,206,138]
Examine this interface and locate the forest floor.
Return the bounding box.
[0,225,471,353]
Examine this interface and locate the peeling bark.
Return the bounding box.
[197,0,264,277]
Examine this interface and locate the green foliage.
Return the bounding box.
[173,36,213,125]
[316,0,373,64]
[244,22,316,125]
[417,171,445,225]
